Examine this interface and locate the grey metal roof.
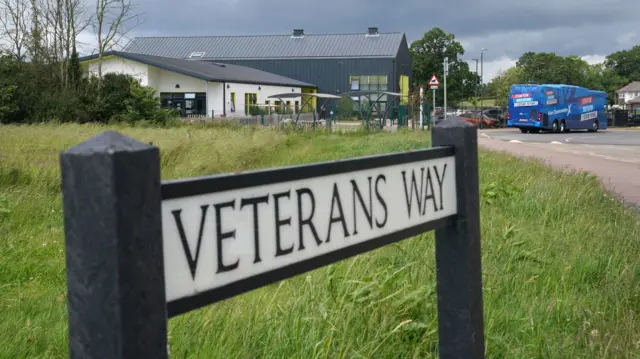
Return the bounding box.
[79,51,316,88]
[618,81,640,93]
[122,32,406,60]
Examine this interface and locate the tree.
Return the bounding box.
[514,52,594,87]
[487,67,524,107]
[517,52,565,84]
[38,0,89,87]
[583,63,628,105]
[0,0,29,60]
[93,0,141,82]
[410,27,479,106]
[604,45,640,82]
[336,96,354,119]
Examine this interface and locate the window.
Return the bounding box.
[349,75,388,91]
[160,92,206,116]
[295,101,300,113]
[349,75,389,111]
[245,93,258,115]
[230,92,236,112]
[350,76,360,90]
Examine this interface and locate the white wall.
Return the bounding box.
[149,67,224,116]
[87,57,150,86]
[619,90,640,106]
[85,55,306,118]
[224,82,302,117]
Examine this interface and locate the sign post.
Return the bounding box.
[443,58,449,120]
[419,85,425,129]
[60,119,485,359]
[429,74,440,129]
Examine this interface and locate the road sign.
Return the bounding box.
[430,85,438,90]
[59,123,485,359]
[429,74,440,87]
[161,149,458,313]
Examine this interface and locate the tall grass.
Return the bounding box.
[0,123,638,358]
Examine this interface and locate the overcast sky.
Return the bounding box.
[78,0,639,82]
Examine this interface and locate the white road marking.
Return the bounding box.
[509,140,523,143]
[550,141,564,145]
[565,138,572,143]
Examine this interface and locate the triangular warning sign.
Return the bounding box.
[428,74,440,86]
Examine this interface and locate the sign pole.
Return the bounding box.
[432,117,485,359]
[432,88,436,128]
[428,74,441,129]
[420,86,424,129]
[60,131,168,359]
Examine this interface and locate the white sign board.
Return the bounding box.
[513,101,539,107]
[581,111,597,121]
[160,149,458,314]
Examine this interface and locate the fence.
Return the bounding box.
[607,109,640,127]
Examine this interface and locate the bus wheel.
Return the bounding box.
[519,128,529,133]
[560,120,569,133]
[588,120,599,132]
[552,120,560,133]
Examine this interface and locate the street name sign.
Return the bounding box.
[161,148,457,315]
[59,117,485,359]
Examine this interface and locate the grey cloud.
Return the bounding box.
[124,0,639,62]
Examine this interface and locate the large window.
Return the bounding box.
[349,75,389,113]
[160,92,206,116]
[245,93,258,115]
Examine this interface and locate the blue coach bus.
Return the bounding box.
[506,84,607,133]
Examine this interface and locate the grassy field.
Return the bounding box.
[0,123,639,358]
[459,98,498,108]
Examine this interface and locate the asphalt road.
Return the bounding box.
[482,128,640,146]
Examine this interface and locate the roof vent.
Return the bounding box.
[292,29,304,38]
[366,27,379,36]
[189,52,205,58]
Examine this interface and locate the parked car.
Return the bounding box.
[459,111,500,127]
[482,108,506,125]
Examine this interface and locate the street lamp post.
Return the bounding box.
[480,48,488,129]
[472,58,479,101]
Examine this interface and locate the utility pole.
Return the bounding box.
[480,48,488,129]
[472,59,479,99]
[444,57,448,120]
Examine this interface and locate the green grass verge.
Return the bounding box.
[0,123,638,358]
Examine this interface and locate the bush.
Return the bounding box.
[0,53,177,125]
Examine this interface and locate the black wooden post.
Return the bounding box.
[432,117,485,358]
[60,131,168,359]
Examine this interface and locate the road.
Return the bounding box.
[485,128,640,146]
[478,129,640,208]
